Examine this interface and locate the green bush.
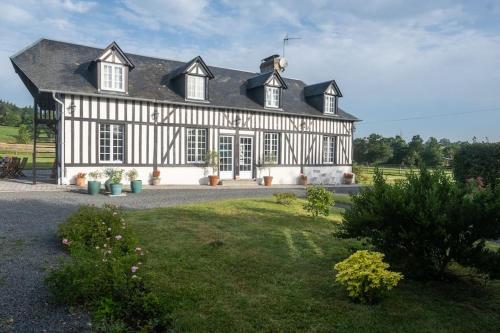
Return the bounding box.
[453,143,500,187]
[16,124,32,144]
[303,186,334,217]
[45,205,171,332]
[273,192,297,206]
[334,250,403,303]
[339,166,500,279]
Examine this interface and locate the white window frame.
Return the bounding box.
[99,123,124,163]
[101,63,125,92]
[324,94,336,114]
[323,136,336,164]
[263,132,279,164]
[186,75,206,100]
[186,128,207,163]
[265,86,280,108]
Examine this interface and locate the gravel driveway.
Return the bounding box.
[0,187,357,332]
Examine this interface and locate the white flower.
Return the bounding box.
[115,235,122,240]
[131,266,139,273]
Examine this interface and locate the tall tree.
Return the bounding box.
[366,134,392,165]
[422,137,443,166]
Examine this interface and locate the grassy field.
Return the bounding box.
[355,165,454,184]
[127,197,500,333]
[0,125,18,144]
[0,125,54,168]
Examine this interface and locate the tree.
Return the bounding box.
[365,134,392,165]
[422,137,443,166]
[387,135,408,165]
[16,124,32,144]
[404,135,424,166]
[353,138,368,164]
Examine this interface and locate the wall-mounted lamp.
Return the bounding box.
[235,114,241,127]
[152,109,159,123]
[300,120,307,131]
[67,102,76,116]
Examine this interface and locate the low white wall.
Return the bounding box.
[62,165,352,185]
[63,166,210,185]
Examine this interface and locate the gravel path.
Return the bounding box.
[0,187,357,332]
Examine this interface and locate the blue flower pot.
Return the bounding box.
[87,181,101,195]
[130,180,142,193]
[110,183,122,196]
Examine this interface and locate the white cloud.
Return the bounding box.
[0,3,32,22]
[58,0,96,13]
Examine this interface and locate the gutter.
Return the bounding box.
[52,92,65,184]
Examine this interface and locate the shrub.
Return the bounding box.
[453,143,500,188]
[76,172,86,179]
[303,186,334,217]
[88,170,102,181]
[339,166,500,279]
[273,192,297,206]
[334,250,403,303]
[45,205,170,332]
[16,124,32,144]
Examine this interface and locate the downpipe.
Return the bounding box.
[52,92,65,185]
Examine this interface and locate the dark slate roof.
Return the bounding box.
[304,80,343,97]
[246,70,288,90]
[10,39,358,121]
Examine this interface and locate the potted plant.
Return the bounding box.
[262,152,277,186]
[75,172,86,187]
[127,169,142,193]
[205,150,219,186]
[104,168,113,192]
[298,173,308,185]
[109,169,124,195]
[87,170,102,195]
[152,169,161,185]
[344,172,354,185]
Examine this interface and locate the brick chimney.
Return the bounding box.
[260,54,281,73]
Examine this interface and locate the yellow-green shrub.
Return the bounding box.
[334,250,403,303]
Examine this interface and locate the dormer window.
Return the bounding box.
[102,63,124,92]
[265,86,280,108]
[324,94,336,114]
[93,42,134,94]
[187,74,205,100]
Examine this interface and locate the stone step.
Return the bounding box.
[220,179,259,187]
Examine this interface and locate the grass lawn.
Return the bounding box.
[356,165,454,185]
[0,125,18,144]
[127,197,500,333]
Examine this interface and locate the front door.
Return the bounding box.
[219,135,234,179]
[239,136,253,179]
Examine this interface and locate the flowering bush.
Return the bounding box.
[334,250,403,303]
[45,205,170,332]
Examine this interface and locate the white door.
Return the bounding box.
[219,135,234,179]
[239,136,253,179]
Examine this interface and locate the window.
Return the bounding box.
[323,136,336,164]
[99,124,124,162]
[325,95,336,114]
[187,75,206,100]
[265,86,280,108]
[186,128,207,163]
[102,63,125,92]
[263,132,279,163]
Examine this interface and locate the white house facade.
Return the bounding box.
[11,39,359,186]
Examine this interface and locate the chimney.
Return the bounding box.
[260,54,281,73]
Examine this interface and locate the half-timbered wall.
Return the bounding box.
[61,94,353,184]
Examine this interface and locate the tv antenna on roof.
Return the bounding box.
[283,33,301,58]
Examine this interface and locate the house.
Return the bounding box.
[10,39,359,185]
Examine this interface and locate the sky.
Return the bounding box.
[1,0,500,142]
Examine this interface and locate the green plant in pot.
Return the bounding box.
[126,169,142,193]
[262,152,277,186]
[205,150,219,186]
[103,168,113,192]
[87,170,102,195]
[109,169,124,195]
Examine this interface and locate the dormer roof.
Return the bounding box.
[246,70,288,90]
[169,56,214,80]
[304,80,342,98]
[96,41,135,69]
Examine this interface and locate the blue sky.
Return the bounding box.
[1,0,500,141]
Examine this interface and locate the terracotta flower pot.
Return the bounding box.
[263,176,273,186]
[344,176,353,185]
[299,176,308,186]
[208,175,219,187]
[152,178,161,185]
[76,177,86,187]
